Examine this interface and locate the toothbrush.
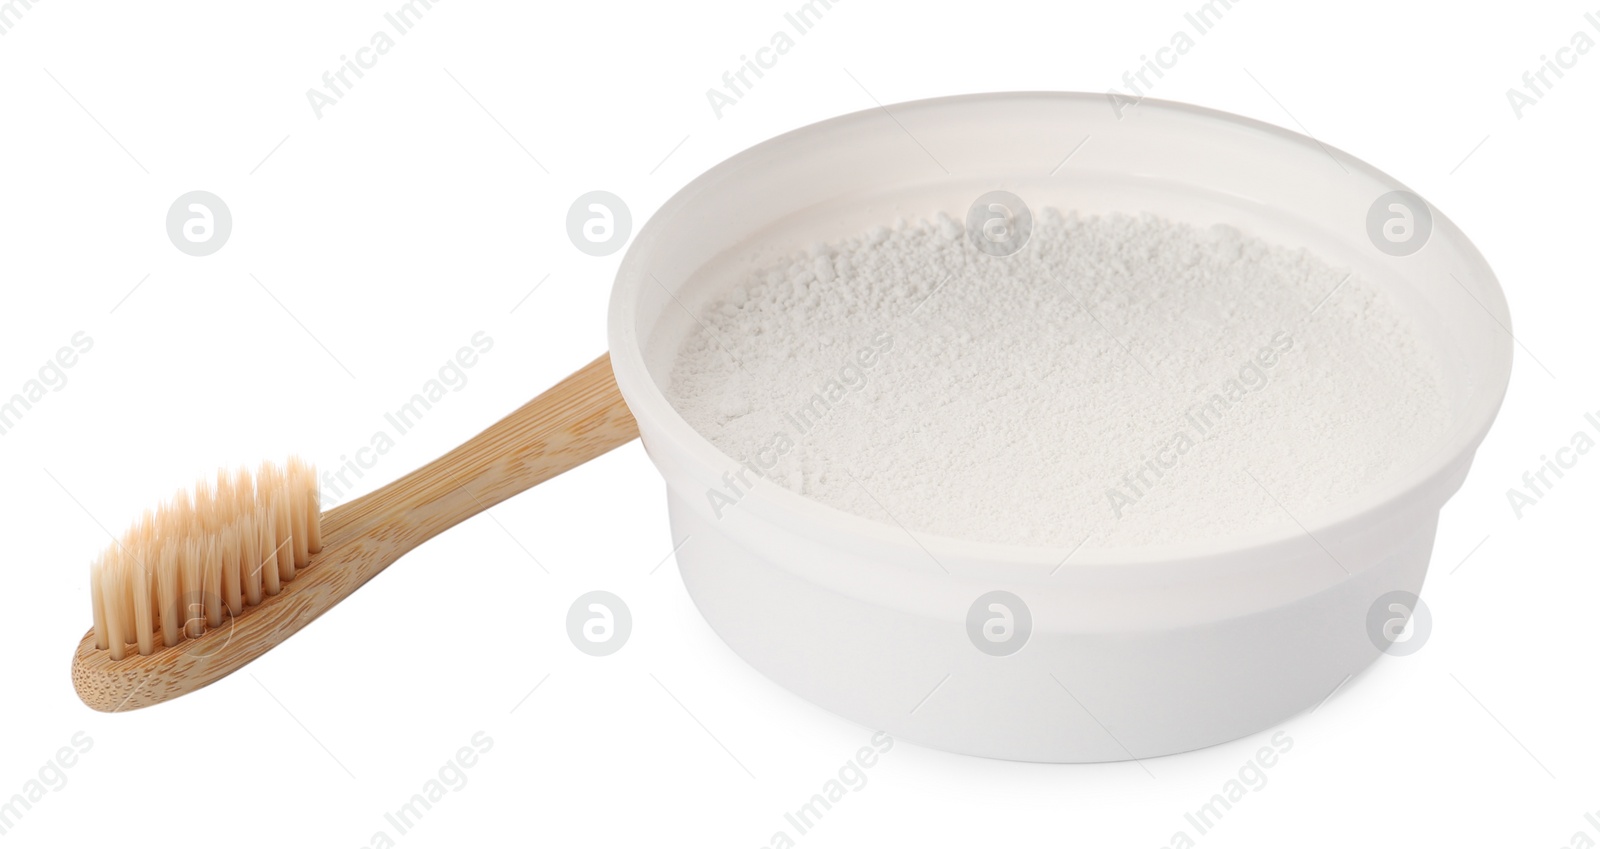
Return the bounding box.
[72,354,637,711]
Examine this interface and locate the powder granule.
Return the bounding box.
[669,210,1451,548]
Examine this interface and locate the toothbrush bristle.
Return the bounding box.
[89,458,322,660]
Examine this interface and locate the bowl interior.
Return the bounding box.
[608,92,1513,568]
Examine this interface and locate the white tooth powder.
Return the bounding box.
[668,210,1452,548]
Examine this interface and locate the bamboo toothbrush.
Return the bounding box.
[72,354,637,712]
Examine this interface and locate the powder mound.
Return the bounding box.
[668,210,1451,549]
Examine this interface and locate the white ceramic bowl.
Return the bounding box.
[607,93,1513,762]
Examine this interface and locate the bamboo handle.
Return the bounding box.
[72,353,639,711]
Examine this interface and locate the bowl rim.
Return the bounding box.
[607,91,1515,577]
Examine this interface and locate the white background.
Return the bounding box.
[1,0,1595,846]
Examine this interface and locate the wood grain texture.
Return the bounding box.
[72,353,639,712]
